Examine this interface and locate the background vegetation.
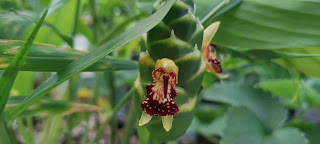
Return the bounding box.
[0,0,320,143]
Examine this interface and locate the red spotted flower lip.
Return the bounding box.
[141,67,179,116]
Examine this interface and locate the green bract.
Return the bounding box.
[133,0,205,142]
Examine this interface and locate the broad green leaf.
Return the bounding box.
[259,79,294,98]
[7,0,176,122]
[195,0,220,18]
[262,128,309,144]
[0,10,47,116]
[203,82,287,131]
[210,0,320,50]
[191,115,227,136]
[273,48,320,78]
[221,107,308,144]
[221,107,264,144]
[200,0,243,24]
[0,40,138,71]
[286,121,320,144]
[195,104,228,123]
[259,78,320,109]
[208,0,243,20]
[137,124,150,144]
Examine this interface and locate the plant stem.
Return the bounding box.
[3,121,18,144]
[89,87,135,144]
[104,71,118,143]
[89,0,99,41]
[0,122,11,144]
[201,0,229,24]
[26,117,35,144]
[121,101,136,144]
[16,118,34,144]
[72,0,81,38]
[80,123,89,144]
[97,13,144,46]
[47,116,63,144]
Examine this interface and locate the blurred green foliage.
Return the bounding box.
[0,0,319,144]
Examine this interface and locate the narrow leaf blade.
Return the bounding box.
[0,10,48,116]
[0,40,138,71]
[7,0,176,121]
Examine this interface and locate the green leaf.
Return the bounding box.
[77,20,95,43]
[259,78,320,109]
[195,104,228,123]
[12,72,35,95]
[29,0,77,46]
[210,0,320,50]
[97,13,144,46]
[200,0,243,24]
[47,0,72,16]
[191,115,227,136]
[0,40,138,71]
[209,0,243,20]
[273,48,320,78]
[262,128,309,144]
[7,0,176,122]
[203,82,287,131]
[0,122,11,144]
[5,99,101,118]
[137,124,151,144]
[221,107,264,144]
[221,107,308,144]
[286,120,320,144]
[0,10,47,116]
[136,1,155,15]
[259,79,294,98]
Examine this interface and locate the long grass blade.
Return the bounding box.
[0,10,48,116]
[7,0,176,122]
[0,40,138,71]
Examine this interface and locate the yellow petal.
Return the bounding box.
[155,58,179,75]
[202,21,221,51]
[138,112,153,126]
[206,63,229,79]
[162,115,173,132]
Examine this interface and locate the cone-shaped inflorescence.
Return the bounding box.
[134,0,205,142]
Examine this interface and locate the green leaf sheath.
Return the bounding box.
[134,0,206,142]
[0,40,138,71]
[0,10,48,116]
[6,0,176,122]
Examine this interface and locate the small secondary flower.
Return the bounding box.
[201,22,228,78]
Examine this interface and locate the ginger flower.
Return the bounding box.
[201,22,228,78]
[138,58,179,131]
